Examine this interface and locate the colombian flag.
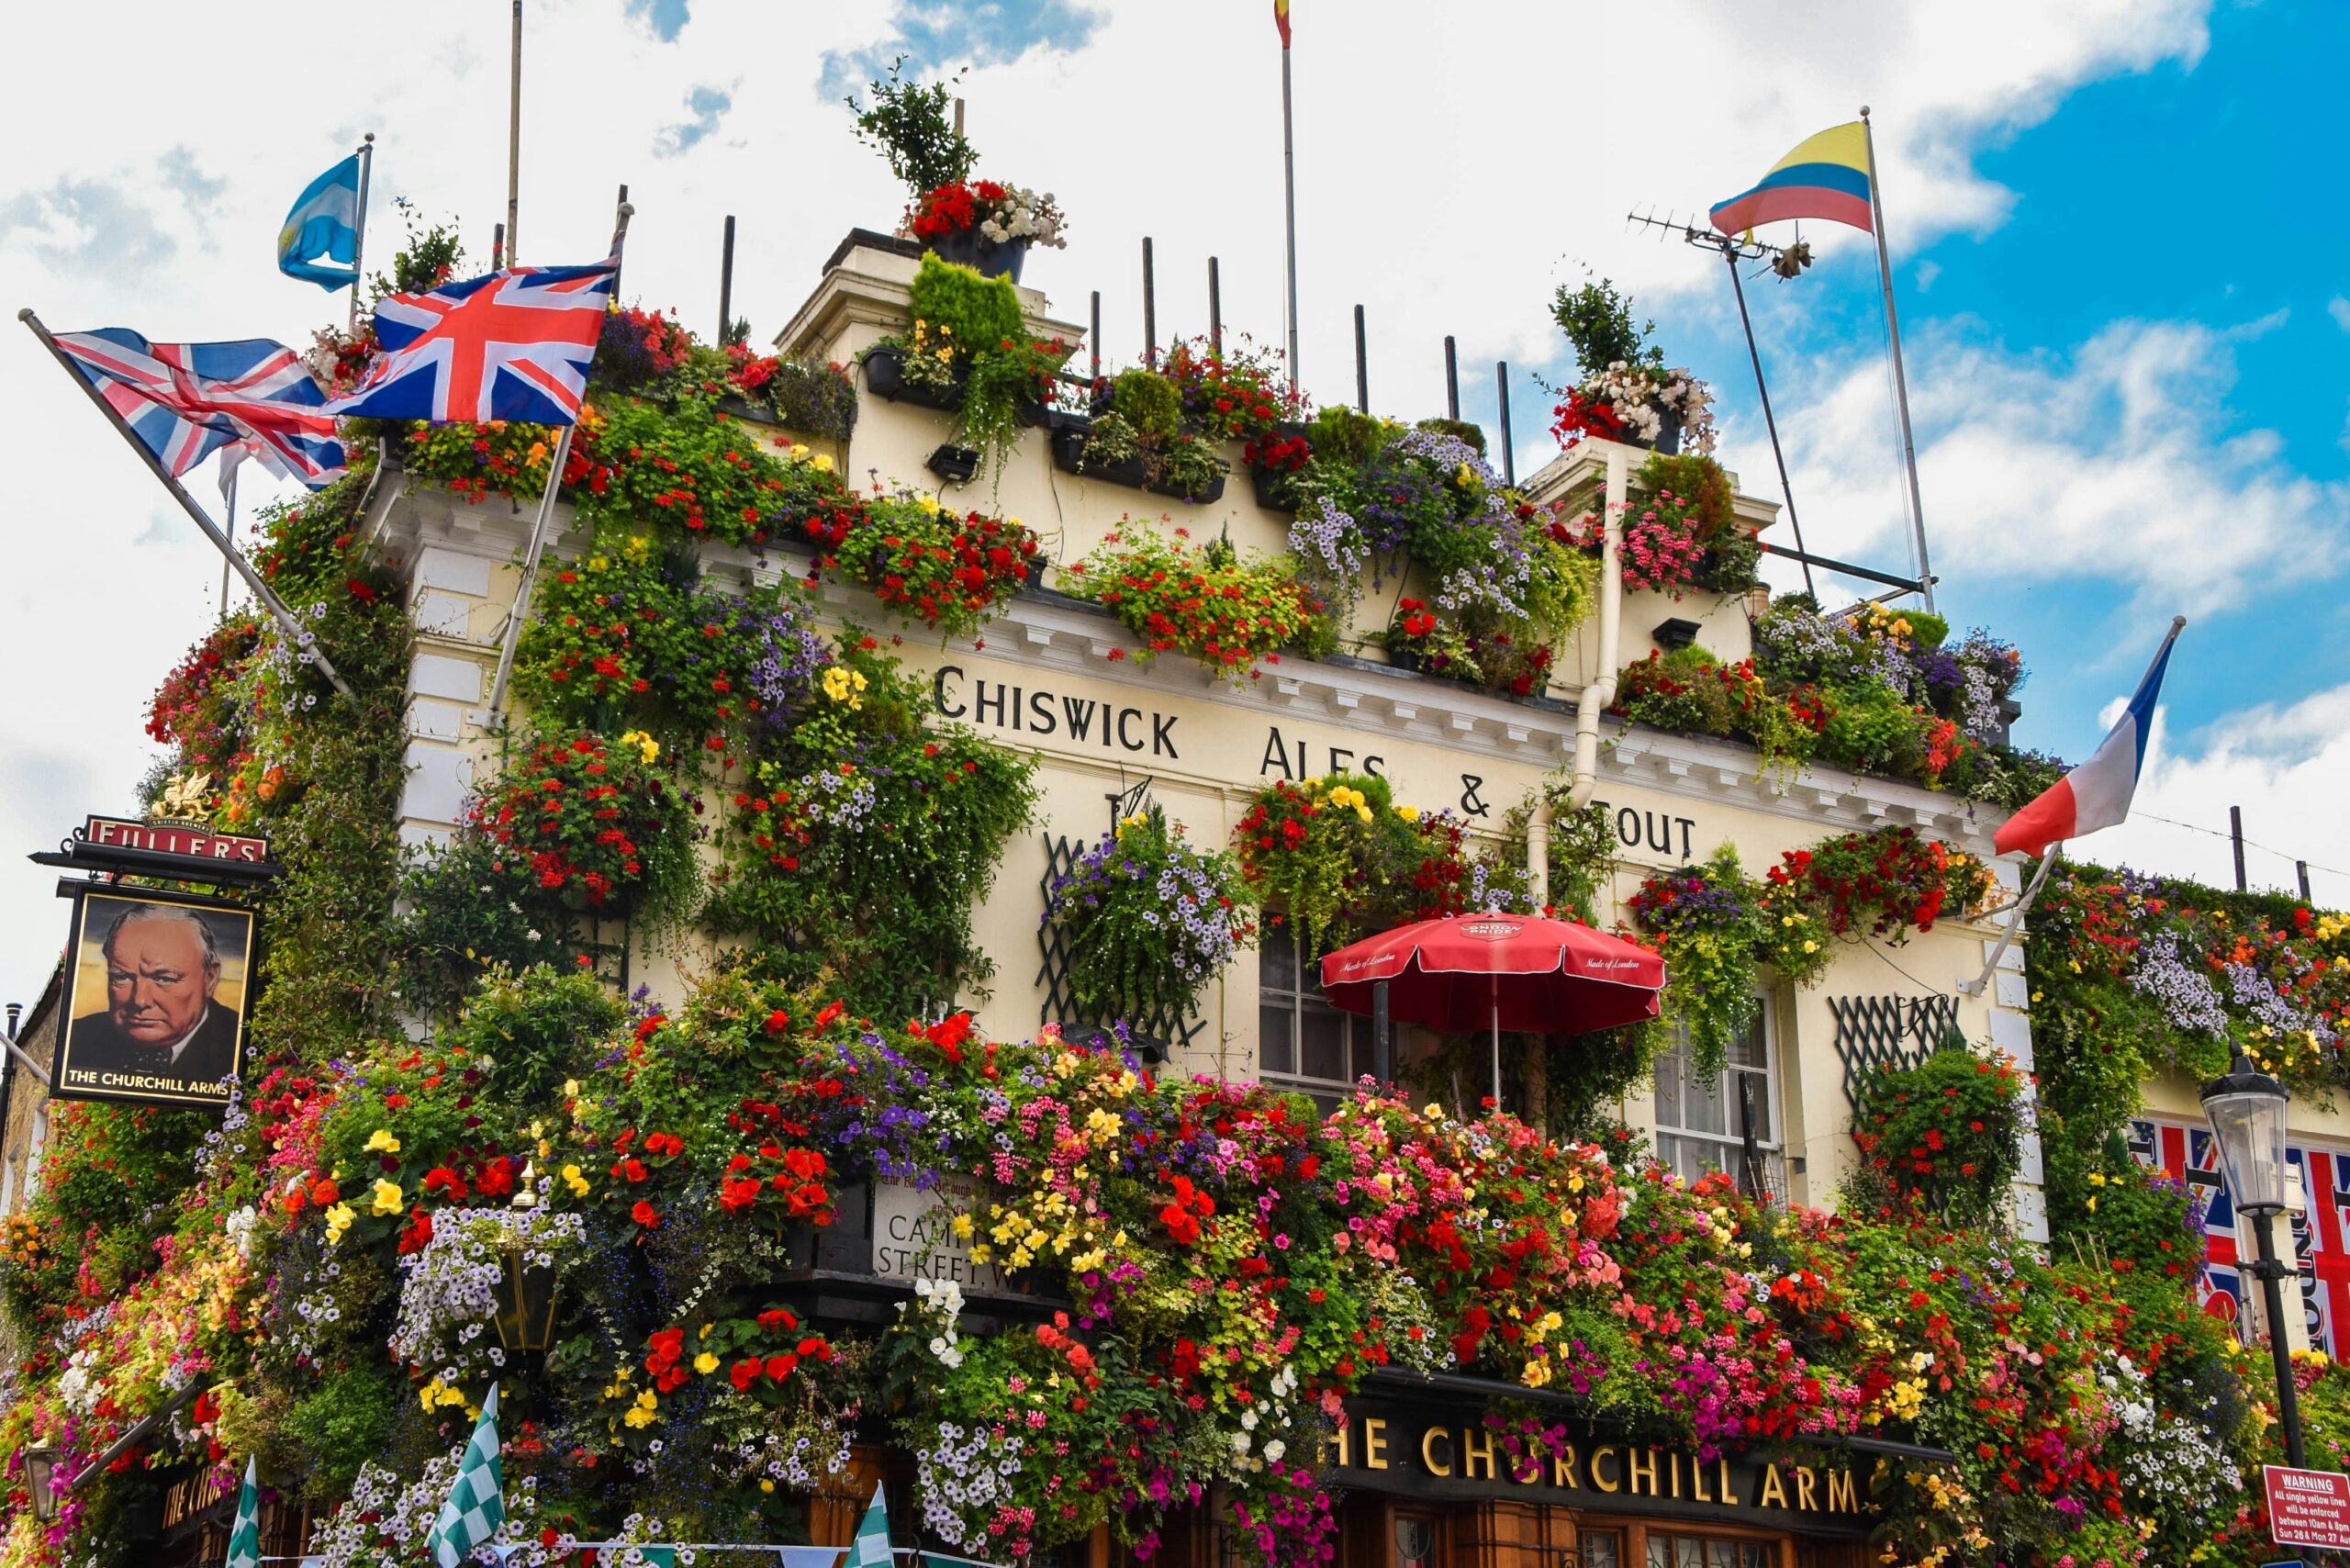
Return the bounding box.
[1710,122,1874,237]
[1274,0,1291,47]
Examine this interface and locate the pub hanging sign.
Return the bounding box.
[1326,1398,1872,1536]
[28,785,276,1111]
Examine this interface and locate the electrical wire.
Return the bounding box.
[2122,810,2350,884]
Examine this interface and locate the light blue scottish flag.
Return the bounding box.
[277,152,365,288]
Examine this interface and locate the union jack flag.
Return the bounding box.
[327,255,617,426]
[52,329,345,489]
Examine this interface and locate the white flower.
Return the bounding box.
[1263,1439,1287,1463]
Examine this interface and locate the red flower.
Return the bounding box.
[632,1201,663,1229]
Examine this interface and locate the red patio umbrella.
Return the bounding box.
[1319,912,1668,1109]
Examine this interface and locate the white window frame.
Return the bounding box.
[1651,991,1785,1193]
[1255,926,1374,1103]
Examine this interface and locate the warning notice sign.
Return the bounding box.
[2266,1465,2350,1549]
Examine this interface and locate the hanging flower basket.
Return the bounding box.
[1049,426,1228,504]
[862,345,966,413]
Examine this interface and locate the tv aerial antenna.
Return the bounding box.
[1624,207,1819,600]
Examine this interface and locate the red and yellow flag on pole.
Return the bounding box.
[1274,0,1291,47]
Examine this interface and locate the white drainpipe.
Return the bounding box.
[1561,444,1631,829]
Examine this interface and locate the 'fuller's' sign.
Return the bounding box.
[84,815,269,865]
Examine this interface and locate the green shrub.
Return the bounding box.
[1111,367,1183,442]
[905,254,1024,360]
[1414,416,1487,454]
[1850,1031,2026,1226]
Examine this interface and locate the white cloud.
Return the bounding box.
[0,0,2247,1012]
[1735,317,2347,614]
[2328,296,2350,331]
[2083,685,2350,907]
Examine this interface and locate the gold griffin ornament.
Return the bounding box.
[155,770,215,823]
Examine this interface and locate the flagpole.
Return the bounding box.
[486,423,572,725]
[1860,106,1934,614]
[1280,36,1300,393]
[348,133,375,334]
[18,309,355,700]
[220,461,237,622]
[507,0,523,266]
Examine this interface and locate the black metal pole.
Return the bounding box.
[1372,980,1392,1084]
[611,183,629,297]
[2255,1211,2309,1467]
[718,214,735,345]
[1725,246,1815,600]
[1443,335,1459,420]
[2300,860,2313,902]
[1354,304,1368,414]
[2232,806,2249,892]
[493,221,506,270]
[1090,290,1102,381]
[1208,256,1222,356]
[1495,361,1515,487]
[1142,237,1157,370]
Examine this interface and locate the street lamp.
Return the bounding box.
[18,1447,58,1524]
[493,1160,558,1353]
[2201,1050,2305,1468]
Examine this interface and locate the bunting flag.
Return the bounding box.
[1709,121,1874,237]
[224,1458,262,1568]
[1993,619,2183,859]
[1273,0,1291,47]
[852,1480,893,1566]
[428,1385,504,1568]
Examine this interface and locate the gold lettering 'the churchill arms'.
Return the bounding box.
[1460,1426,1498,1481]
[1422,1428,1453,1478]
[1627,1448,1659,1496]
[1591,1447,1620,1493]
[1363,1418,1390,1471]
[1758,1464,1788,1509]
[1828,1468,1857,1513]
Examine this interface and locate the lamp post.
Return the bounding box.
[18,1448,58,1523]
[2201,1050,2306,1468]
[494,1160,559,1354]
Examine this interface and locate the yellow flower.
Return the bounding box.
[364,1129,401,1154]
[789,443,811,461]
[526,440,550,466]
[813,454,834,473]
[918,495,941,516]
[951,1213,975,1240]
[562,1164,591,1198]
[589,554,610,572]
[619,729,661,765]
[1520,1359,1552,1389]
[622,1404,656,1428]
[323,1203,355,1245]
[693,1352,721,1375]
[1394,805,1420,823]
[760,1478,776,1493]
[371,1179,405,1215]
[625,534,650,562]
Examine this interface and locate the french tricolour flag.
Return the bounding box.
[1993,617,2185,859]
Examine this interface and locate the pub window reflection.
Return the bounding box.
[1651,1000,1784,1199]
[1392,1514,1435,1568]
[1646,1537,1773,1568]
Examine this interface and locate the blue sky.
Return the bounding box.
[0,0,2344,1019]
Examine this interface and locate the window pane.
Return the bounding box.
[1262,930,1297,993]
[1647,1540,1674,1568]
[1728,1012,1766,1069]
[1678,1540,1705,1568]
[1298,1007,1346,1081]
[1348,1016,1375,1085]
[1259,1006,1295,1076]
[1582,1533,1620,1568]
[1684,1060,1728,1136]
[1742,1545,1773,1568]
[1653,1037,1684,1128]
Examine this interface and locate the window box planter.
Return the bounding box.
[861,344,966,414]
[714,395,783,428]
[1048,425,1228,505]
[1248,421,1313,510]
[925,443,981,486]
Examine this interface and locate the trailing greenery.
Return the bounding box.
[1045,805,1256,1029]
[845,55,976,198]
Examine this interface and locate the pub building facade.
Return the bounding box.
[337,230,2027,1568]
[18,233,2322,1567]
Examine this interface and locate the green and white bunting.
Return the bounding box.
[851,1480,892,1566]
[428,1383,505,1568]
[224,1457,262,1568]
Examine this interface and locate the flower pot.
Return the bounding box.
[862,345,966,413]
[1385,643,1424,674]
[1024,556,1048,591]
[1655,406,1684,456]
[923,227,1030,283]
[1050,426,1229,504]
[1250,462,1305,511]
[925,443,981,486]
[715,394,780,428]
